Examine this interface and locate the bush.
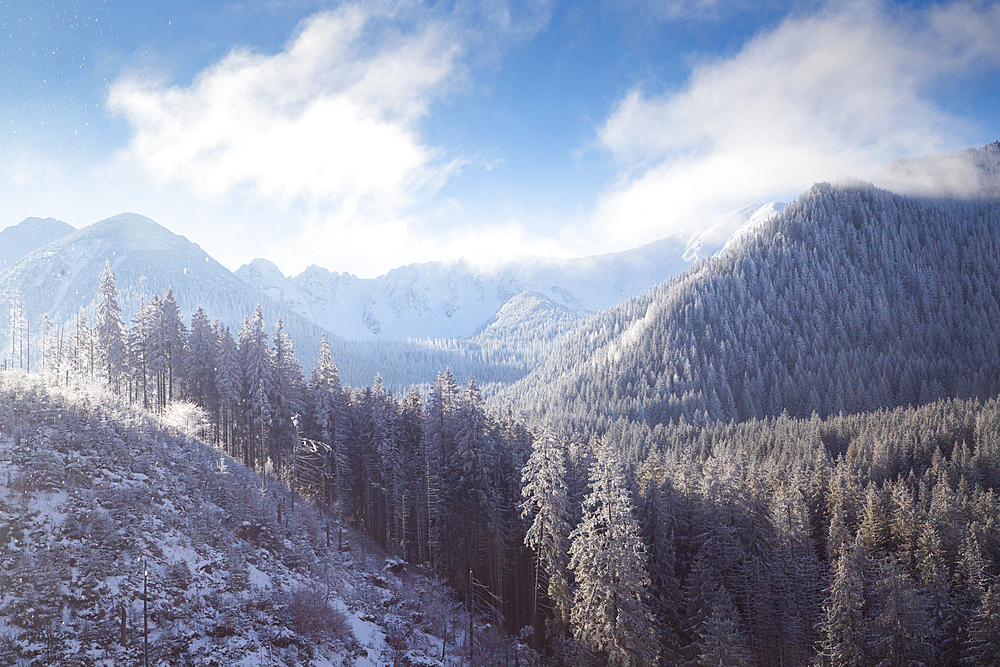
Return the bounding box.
[282,587,352,645]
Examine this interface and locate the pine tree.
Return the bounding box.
[214,322,241,455]
[127,301,151,407]
[423,370,460,570]
[239,306,274,470]
[160,287,188,402]
[145,294,169,409]
[521,421,573,649]
[73,308,92,378]
[95,260,126,391]
[186,307,219,415]
[693,586,752,667]
[869,556,932,667]
[270,316,305,471]
[819,542,868,667]
[309,335,347,516]
[569,441,658,666]
[963,583,1000,665]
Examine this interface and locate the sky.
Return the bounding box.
[1,0,999,278]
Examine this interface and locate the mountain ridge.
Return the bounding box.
[499,171,1000,431]
[234,202,785,342]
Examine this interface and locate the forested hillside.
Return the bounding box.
[0,372,531,666]
[503,177,1000,433]
[565,394,1000,666]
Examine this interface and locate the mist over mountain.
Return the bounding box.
[874,140,1000,199]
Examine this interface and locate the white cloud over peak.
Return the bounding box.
[594,0,1000,248]
[108,3,459,218]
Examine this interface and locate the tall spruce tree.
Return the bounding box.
[309,335,346,516]
[95,260,126,391]
[568,441,658,666]
[521,421,573,650]
[239,307,274,470]
[186,307,219,415]
[270,316,305,471]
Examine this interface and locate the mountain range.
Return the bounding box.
[0,201,782,389]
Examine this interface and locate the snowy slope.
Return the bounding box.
[0,217,75,272]
[237,202,785,341]
[0,372,529,666]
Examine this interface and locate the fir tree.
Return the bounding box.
[569,441,658,666]
[95,260,126,391]
[521,421,573,648]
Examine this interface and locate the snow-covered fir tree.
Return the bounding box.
[568,440,658,666]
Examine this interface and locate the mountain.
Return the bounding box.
[0,372,524,666]
[501,164,1000,432]
[0,216,75,271]
[0,213,335,374]
[874,140,1000,199]
[0,203,785,391]
[0,213,569,390]
[235,203,784,341]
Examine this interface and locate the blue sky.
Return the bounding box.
[2,0,999,277]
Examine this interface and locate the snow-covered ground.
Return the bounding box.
[0,372,533,666]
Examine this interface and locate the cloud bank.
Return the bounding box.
[109,3,458,218]
[593,0,1000,248]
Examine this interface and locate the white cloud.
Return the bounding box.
[96,0,565,277]
[594,0,1000,248]
[108,2,460,218]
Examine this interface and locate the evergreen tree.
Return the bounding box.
[270,316,305,471]
[239,307,274,469]
[95,260,126,390]
[693,586,752,667]
[214,322,241,455]
[308,335,347,516]
[160,287,188,402]
[521,421,573,648]
[423,370,460,570]
[819,543,868,667]
[186,307,219,415]
[963,583,1000,665]
[569,441,658,666]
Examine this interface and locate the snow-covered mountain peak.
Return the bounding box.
[683,202,785,262]
[228,202,788,342]
[0,216,75,272]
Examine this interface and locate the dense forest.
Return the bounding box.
[502,179,1000,435]
[6,163,1000,665]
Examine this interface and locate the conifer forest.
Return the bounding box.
[4,167,1000,665]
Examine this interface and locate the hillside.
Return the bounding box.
[0,372,528,666]
[502,176,1000,431]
